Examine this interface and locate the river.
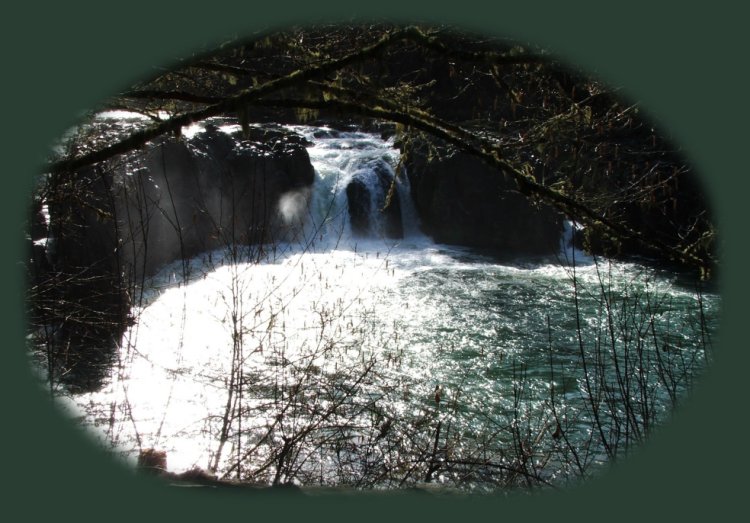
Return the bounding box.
[51,124,720,491]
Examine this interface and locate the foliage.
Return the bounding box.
[47,23,715,274]
[25,23,719,494]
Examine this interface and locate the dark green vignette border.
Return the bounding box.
[1,2,745,521]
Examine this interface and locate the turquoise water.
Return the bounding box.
[50,125,719,491]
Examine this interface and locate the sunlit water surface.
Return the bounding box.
[54,124,720,490]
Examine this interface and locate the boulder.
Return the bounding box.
[345,177,371,237]
[345,162,403,240]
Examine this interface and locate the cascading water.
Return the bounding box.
[287,125,419,245]
[56,124,720,491]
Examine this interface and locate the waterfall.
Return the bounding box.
[559,219,594,264]
[45,122,719,488]
[287,126,424,249]
[292,124,577,259]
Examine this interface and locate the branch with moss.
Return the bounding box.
[44,25,715,275]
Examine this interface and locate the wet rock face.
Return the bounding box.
[113,124,315,278]
[346,177,371,237]
[376,165,404,240]
[39,122,315,392]
[345,162,403,240]
[405,142,562,258]
[49,122,315,282]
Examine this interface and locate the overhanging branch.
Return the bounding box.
[47,27,421,175]
[251,92,714,273]
[43,25,715,274]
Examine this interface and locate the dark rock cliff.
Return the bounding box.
[403,137,563,258]
[34,121,315,392]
